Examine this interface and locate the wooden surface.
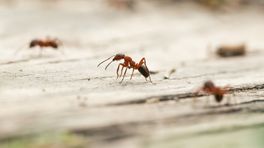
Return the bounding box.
[0,1,264,148]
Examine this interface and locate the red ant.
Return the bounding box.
[29,37,63,54]
[29,38,61,49]
[97,53,152,83]
[15,37,63,56]
[107,0,135,10]
[194,80,231,105]
[216,44,246,57]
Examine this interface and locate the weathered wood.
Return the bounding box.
[0,1,264,147]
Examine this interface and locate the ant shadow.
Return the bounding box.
[203,103,236,109]
[116,81,153,87]
[29,54,55,59]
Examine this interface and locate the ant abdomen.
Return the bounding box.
[138,65,149,78]
[214,94,223,103]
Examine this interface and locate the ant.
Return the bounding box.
[194,80,232,106]
[97,53,152,83]
[107,0,135,10]
[216,44,246,57]
[15,37,63,56]
[29,37,63,54]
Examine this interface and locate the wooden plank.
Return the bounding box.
[0,1,264,147]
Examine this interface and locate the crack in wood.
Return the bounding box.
[107,83,264,106]
[0,101,263,143]
[70,102,264,142]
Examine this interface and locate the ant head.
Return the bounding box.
[97,53,125,70]
[113,53,125,61]
[29,40,38,48]
[203,80,215,89]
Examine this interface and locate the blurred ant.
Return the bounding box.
[194,80,232,106]
[29,38,62,49]
[97,53,152,83]
[107,0,135,10]
[216,44,246,57]
[207,43,246,59]
[15,37,63,56]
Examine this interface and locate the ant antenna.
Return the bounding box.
[105,60,114,70]
[97,55,115,68]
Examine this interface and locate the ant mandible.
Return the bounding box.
[195,80,231,105]
[97,53,153,83]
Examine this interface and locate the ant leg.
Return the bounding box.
[224,85,232,105]
[144,61,153,83]
[120,67,128,83]
[233,93,237,105]
[138,58,153,83]
[56,39,64,54]
[130,68,135,80]
[143,60,153,83]
[116,64,122,79]
[226,95,231,105]
[120,65,125,79]
[138,57,146,66]
[148,73,153,83]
